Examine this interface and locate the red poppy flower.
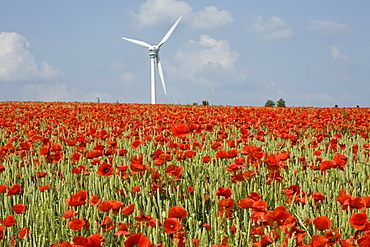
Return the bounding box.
[0,226,3,241]
[71,152,81,162]
[252,200,268,212]
[252,234,274,246]
[318,161,334,171]
[36,172,47,178]
[12,204,26,214]
[18,227,30,239]
[202,156,211,163]
[215,187,232,199]
[121,204,135,215]
[313,216,332,231]
[62,209,78,221]
[248,192,262,201]
[348,197,367,211]
[134,209,153,223]
[114,223,131,236]
[130,155,148,172]
[349,212,368,230]
[3,215,17,227]
[171,124,190,138]
[124,233,152,247]
[89,194,101,206]
[165,164,183,177]
[333,153,347,171]
[68,218,85,231]
[87,233,105,245]
[86,150,103,159]
[185,150,196,159]
[202,223,211,231]
[168,206,188,219]
[72,236,88,245]
[50,151,63,163]
[39,145,49,156]
[193,238,200,247]
[365,196,370,208]
[215,150,228,159]
[310,235,328,247]
[65,190,88,207]
[98,200,113,213]
[110,200,124,214]
[339,238,355,247]
[96,162,114,176]
[38,185,51,192]
[238,198,255,209]
[130,140,142,149]
[187,187,194,193]
[7,184,22,196]
[131,186,141,193]
[100,216,114,231]
[0,185,7,193]
[164,218,182,234]
[357,235,370,247]
[309,193,326,205]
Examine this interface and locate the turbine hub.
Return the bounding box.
[149,46,159,57]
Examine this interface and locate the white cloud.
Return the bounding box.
[0,32,59,82]
[308,20,350,34]
[249,16,292,41]
[131,0,192,28]
[191,6,233,29]
[330,46,350,62]
[131,0,233,29]
[175,35,238,78]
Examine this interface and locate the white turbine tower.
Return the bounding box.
[122,16,183,104]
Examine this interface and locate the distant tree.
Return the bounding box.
[202,100,209,106]
[265,99,276,107]
[192,102,198,105]
[277,98,286,107]
[334,104,338,108]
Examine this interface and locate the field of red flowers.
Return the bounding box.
[1,102,370,246]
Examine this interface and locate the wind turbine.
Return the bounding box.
[122,16,183,104]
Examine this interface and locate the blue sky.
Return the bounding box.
[1,0,370,107]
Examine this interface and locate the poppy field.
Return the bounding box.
[1,101,370,247]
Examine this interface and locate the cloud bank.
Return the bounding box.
[330,46,350,62]
[249,16,293,41]
[175,34,239,80]
[0,32,59,82]
[131,0,233,29]
[308,20,351,34]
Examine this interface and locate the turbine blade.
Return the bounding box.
[157,16,183,47]
[122,37,151,48]
[156,56,166,95]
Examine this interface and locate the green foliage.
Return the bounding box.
[202,100,209,106]
[265,99,276,107]
[277,98,286,107]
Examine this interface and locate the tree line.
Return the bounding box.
[265,98,286,107]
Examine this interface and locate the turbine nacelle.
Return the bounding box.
[148,46,159,57]
[122,16,183,104]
